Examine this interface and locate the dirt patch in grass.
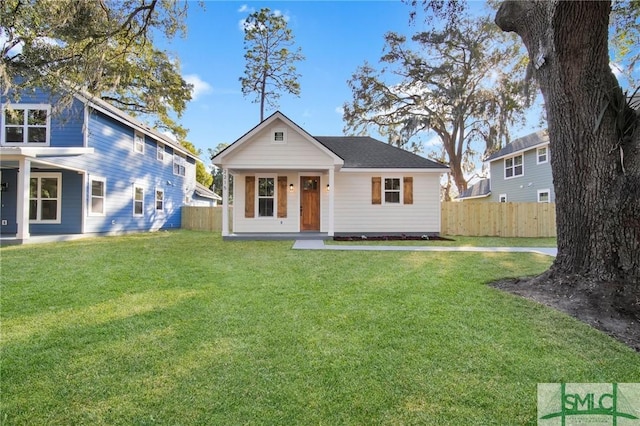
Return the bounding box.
[334,235,455,241]
[491,276,640,352]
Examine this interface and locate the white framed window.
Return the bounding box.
[157,143,165,162]
[2,104,51,145]
[155,188,164,212]
[89,177,106,216]
[384,178,401,204]
[272,128,286,143]
[173,154,186,176]
[504,154,523,179]
[134,130,145,154]
[499,194,507,203]
[537,189,551,203]
[257,176,275,217]
[29,172,61,223]
[537,146,548,164]
[133,185,144,217]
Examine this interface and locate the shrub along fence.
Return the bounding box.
[441,202,556,237]
[183,203,557,238]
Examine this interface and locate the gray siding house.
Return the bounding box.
[458,130,554,203]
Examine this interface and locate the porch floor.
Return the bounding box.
[223,232,330,241]
[0,233,91,246]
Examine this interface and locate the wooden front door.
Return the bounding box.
[300,176,320,231]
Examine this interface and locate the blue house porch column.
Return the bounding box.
[16,157,30,241]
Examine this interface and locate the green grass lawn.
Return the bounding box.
[1,231,636,425]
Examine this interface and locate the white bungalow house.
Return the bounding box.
[212,111,449,240]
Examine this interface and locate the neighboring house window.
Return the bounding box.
[538,189,551,203]
[537,146,548,164]
[157,143,165,161]
[155,188,164,212]
[257,177,275,217]
[133,185,144,217]
[384,178,401,204]
[29,173,61,223]
[173,154,186,176]
[273,128,286,143]
[89,177,106,216]
[2,104,50,145]
[499,194,507,203]
[504,154,523,179]
[134,130,145,154]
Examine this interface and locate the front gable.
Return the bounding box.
[213,112,343,170]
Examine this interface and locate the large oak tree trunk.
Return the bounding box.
[496,1,640,311]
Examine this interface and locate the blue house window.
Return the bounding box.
[30,172,61,223]
[173,154,186,176]
[537,146,548,164]
[157,143,165,161]
[133,185,144,217]
[134,131,145,154]
[504,155,523,179]
[2,104,50,145]
[89,177,106,216]
[155,188,164,212]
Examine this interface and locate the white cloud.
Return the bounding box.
[184,74,212,101]
[237,4,253,13]
[335,106,344,115]
[162,131,178,142]
[610,62,623,77]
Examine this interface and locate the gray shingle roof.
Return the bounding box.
[314,136,448,169]
[486,130,549,162]
[457,178,491,199]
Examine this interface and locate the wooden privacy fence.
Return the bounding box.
[441,202,556,237]
[182,206,233,232]
[183,203,556,238]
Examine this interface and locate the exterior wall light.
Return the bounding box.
[289,183,294,192]
[326,184,330,192]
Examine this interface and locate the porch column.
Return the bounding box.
[221,168,229,236]
[16,157,31,241]
[328,167,335,236]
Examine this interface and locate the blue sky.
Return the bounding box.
[163,1,637,167]
[164,1,495,160]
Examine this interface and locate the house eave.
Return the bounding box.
[0,146,94,157]
[487,141,549,163]
[340,167,451,173]
[458,193,491,200]
[212,111,344,167]
[73,93,198,161]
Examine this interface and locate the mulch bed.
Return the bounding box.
[334,235,455,241]
[491,276,640,352]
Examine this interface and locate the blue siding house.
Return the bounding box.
[458,130,554,203]
[1,89,198,243]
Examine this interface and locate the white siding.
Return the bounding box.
[333,172,442,233]
[233,172,301,233]
[222,119,335,169]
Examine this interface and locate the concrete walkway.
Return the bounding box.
[292,239,557,257]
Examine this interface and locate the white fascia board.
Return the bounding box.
[76,94,197,161]
[0,147,94,157]
[488,142,550,163]
[339,167,451,174]
[213,111,344,167]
